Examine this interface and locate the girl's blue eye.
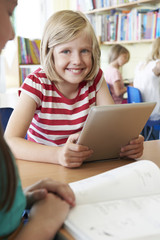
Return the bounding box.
[82,49,89,53]
[62,50,70,54]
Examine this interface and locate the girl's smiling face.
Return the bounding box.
[0,0,17,52]
[53,32,93,85]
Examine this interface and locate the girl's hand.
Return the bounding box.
[120,134,144,159]
[24,179,75,209]
[17,193,70,240]
[58,133,93,168]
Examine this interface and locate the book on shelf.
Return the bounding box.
[28,40,39,64]
[155,10,160,38]
[17,36,41,64]
[24,37,33,64]
[17,36,22,64]
[18,36,27,64]
[144,11,154,39]
[32,39,41,63]
[64,160,160,240]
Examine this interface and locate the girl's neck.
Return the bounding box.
[55,81,79,99]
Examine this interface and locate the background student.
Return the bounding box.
[134,37,160,121]
[5,10,144,168]
[0,1,75,239]
[104,44,130,104]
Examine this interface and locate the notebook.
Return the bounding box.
[77,102,156,162]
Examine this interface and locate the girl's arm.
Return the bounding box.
[4,92,92,168]
[96,78,114,105]
[15,193,70,240]
[15,180,75,240]
[4,92,55,163]
[113,80,127,97]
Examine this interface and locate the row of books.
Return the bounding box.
[88,8,160,42]
[19,67,31,84]
[19,65,40,85]
[18,36,41,64]
[77,0,140,12]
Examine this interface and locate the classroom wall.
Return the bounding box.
[3,39,19,89]
[52,0,74,11]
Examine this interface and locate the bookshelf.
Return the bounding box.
[17,36,41,86]
[85,0,160,14]
[102,39,155,46]
[83,0,160,45]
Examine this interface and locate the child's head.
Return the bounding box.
[40,10,100,82]
[108,44,130,65]
[147,37,160,61]
[0,0,17,52]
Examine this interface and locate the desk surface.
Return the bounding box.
[17,140,160,188]
[16,140,160,240]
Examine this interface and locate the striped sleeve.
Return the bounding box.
[19,69,47,107]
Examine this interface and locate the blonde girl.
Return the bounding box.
[5,10,144,168]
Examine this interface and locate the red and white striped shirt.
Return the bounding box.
[20,68,103,146]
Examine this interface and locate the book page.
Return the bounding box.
[65,194,160,240]
[69,160,160,205]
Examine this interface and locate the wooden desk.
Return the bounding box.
[16,140,160,240]
[17,140,160,188]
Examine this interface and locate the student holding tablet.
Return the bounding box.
[5,10,144,168]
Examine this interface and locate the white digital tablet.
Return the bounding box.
[77,102,156,162]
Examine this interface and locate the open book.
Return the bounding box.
[64,160,160,240]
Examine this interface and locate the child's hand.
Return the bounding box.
[24,179,75,209]
[58,133,93,168]
[28,193,70,239]
[120,134,144,159]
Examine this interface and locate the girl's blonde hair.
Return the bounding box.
[108,44,130,64]
[40,10,100,82]
[146,37,160,63]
